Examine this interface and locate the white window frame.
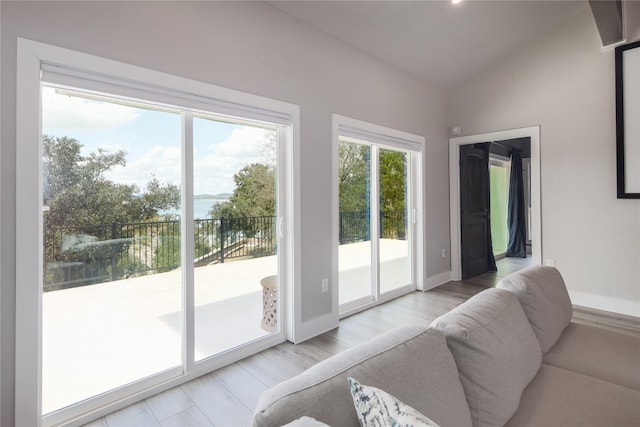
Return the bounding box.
[16,39,300,426]
[332,114,424,318]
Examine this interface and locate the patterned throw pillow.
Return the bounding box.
[281,416,331,426]
[348,377,440,427]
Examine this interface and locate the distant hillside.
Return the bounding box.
[194,193,231,200]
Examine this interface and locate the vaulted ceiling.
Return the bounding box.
[271,1,589,89]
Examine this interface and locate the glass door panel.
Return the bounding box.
[193,116,279,361]
[490,163,509,256]
[338,141,372,305]
[379,148,411,294]
[41,86,182,414]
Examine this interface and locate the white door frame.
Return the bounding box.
[16,38,299,426]
[449,126,541,281]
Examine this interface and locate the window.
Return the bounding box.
[17,39,299,426]
[333,115,424,315]
[41,87,184,415]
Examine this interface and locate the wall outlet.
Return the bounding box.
[321,278,329,293]
[441,249,446,259]
[544,259,556,267]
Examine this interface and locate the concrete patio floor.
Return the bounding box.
[42,239,409,414]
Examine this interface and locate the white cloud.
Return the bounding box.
[105,126,276,196]
[107,145,181,192]
[193,126,275,195]
[41,86,277,197]
[42,86,140,132]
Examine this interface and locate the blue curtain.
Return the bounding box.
[506,149,527,257]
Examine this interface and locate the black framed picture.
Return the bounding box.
[615,40,640,199]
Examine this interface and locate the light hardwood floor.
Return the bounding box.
[84,257,533,427]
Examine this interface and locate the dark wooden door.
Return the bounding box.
[460,143,491,279]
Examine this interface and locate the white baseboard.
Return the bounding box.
[568,290,640,318]
[422,271,451,291]
[572,304,640,336]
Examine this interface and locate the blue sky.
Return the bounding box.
[41,85,274,195]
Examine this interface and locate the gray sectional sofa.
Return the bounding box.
[252,266,640,427]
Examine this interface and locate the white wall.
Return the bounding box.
[448,8,640,317]
[0,2,449,423]
[625,0,640,43]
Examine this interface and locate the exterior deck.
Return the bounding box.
[43,239,409,414]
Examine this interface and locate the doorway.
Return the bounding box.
[449,127,541,281]
[333,114,424,317]
[15,40,299,427]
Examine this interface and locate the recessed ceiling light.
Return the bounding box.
[452,0,464,4]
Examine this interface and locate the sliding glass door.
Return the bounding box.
[337,131,419,313]
[23,50,297,425]
[42,87,184,413]
[192,115,280,360]
[337,141,373,305]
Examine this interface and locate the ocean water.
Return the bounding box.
[161,198,225,219]
[194,199,222,219]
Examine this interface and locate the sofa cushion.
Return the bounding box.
[252,326,472,427]
[543,322,640,391]
[348,377,440,427]
[497,265,572,353]
[505,364,640,427]
[432,288,541,427]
